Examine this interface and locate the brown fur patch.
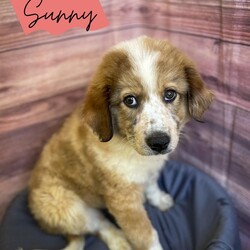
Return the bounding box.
[82,50,132,142]
[185,66,214,121]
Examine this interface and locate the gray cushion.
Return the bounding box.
[0,161,241,250]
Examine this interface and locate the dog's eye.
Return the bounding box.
[164,90,177,103]
[123,95,138,108]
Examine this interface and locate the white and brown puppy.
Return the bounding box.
[29,36,213,250]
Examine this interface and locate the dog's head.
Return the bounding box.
[83,36,213,156]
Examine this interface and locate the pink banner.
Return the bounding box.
[10,0,109,35]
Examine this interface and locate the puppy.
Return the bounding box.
[28,36,213,250]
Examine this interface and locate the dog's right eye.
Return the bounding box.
[123,95,138,108]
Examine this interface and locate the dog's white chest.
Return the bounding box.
[94,138,167,184]
[116,155,165,183]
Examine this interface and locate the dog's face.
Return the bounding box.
[83,36,213,156]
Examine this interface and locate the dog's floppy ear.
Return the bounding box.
[82,49,131,142]
[83,82,113,142]
[185,65,214,122]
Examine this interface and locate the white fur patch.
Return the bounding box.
[149,229,163,250]
[140,93,168,135]
[146,181,174,211]
[84,204,104,233]
[116,36,159,94]
[131,49,159,94]
[95,136,167,184]
[62,237,84,250]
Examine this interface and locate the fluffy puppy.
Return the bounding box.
[29,36,213,250]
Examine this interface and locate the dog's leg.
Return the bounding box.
[62,208,132,250]
[29,185,131,250]
[145,175,174,211]
[29,186,89,250]
[104,187,163,250]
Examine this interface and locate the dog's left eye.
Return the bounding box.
[164,89,177,103]
[123,95,138,108]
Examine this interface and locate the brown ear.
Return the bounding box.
[185,66,214,122]
[82,49,131,142]
[82,83,113,142]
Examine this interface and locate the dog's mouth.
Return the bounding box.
[150,148,172,155]
[133,143,173,156]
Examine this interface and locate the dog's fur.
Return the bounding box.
[29,36,213,250]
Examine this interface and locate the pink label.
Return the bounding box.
[10,0,109,35]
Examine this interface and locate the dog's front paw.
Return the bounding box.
[156,192,174,211]
[147,189,174,211]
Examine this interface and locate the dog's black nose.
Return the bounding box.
[146,132,170,153]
